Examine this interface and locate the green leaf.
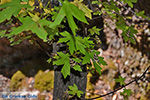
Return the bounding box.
[136,11,147,19]
[82,52,92,64]
[75,38,86,54]
[68,2,88,24]
[73,65,82,71]
[0,0,30,23]
[75,36,93,54]
[93,62,102,75]
[82,51,95,64]
[68,84,83,98]
[53,52,70,78]
[52,1,88,34]
[50,7,65,28]
[59,32,93,55]
[88,26,102,35]
[10,35,31,46]
[120,89,132,96]
[47,58,52,63]
[58,31,76,54]
[9,17,49,41]
[115,76,125,85]
[71,0,92,19]
[98,57,107,66]
[123,0,137,8]
[72,58,82,63]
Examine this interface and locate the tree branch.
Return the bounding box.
[85,65,150,100]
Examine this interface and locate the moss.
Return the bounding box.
[34,70,54,92]
[86,72,94,91]
[10,70,26,91]
[86,72,101,99]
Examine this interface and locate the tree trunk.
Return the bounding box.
[39,0,105,100]
[53,65,87,100]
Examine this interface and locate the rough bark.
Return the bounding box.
[39,0,104,100]
[53,65,87,100]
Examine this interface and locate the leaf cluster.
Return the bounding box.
[0,0,149,98]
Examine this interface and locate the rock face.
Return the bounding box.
[0,38,53,100]
[0,38,49,78]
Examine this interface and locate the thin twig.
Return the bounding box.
[85,65,150,100]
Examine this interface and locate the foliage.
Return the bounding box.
[34,70,54,92]
[115,76,125,86]
[68,84,83,98]
[0,0,143,79]
[115,76,133,99]
[0,0,149,99]
[120,89,132,100]
[0,0,31,23]
[53,52,70,78]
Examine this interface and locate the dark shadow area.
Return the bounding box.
[131,29,150,59]
[0,38,53,78]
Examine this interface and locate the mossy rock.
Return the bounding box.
[34,70,54,92]
[10,70,26,91]
[86,72,94,91]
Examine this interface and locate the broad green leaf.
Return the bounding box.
[77,90,83,98]
[73,65,82,71]
[71,0,92,19]
[0,30,6,37]
[52,1,88,34]
[0,0,30,23]
[69,84,78,91]
[98,57,107,66]
[82,51,94,64]
[10,35,31,46]
[69,3,88,24]
[123,0,137,8]
[88,26,102,35]
[93,62,102,75]
[50,7,65,28]
[61,58,70,78]
[63,2,78,35]
[28,12,40,22]
[115,76,125,85]
[9,17,49,41]
[58,31,76,54]
[59,32,93,55]
[39,19,52,27]
[136,11,148,19]
[82,53,91,65]
[47,58,52,63]
[120,89,132,96]
[68,84,83,98]
[75,38,86,54]
[75,36,93,54]
[72,58,82,63]
[68,91,75,96]
[53,52,70,78]
[39,19,57,40]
